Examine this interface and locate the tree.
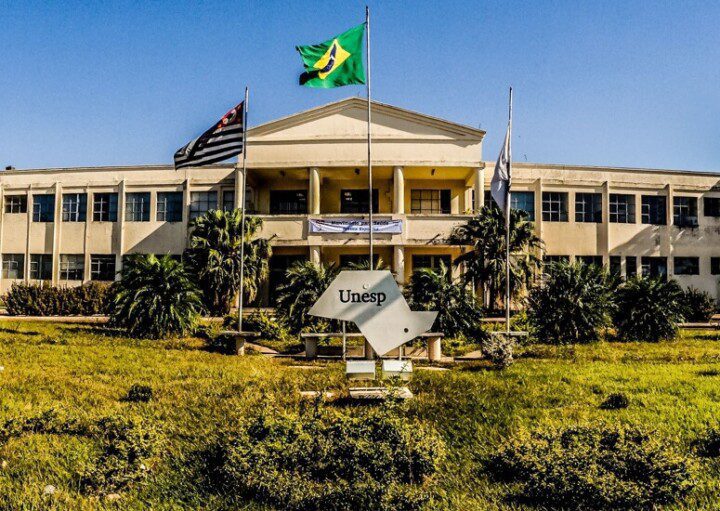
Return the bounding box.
[275,261,340,333]
[614,276,685,342]
[109,254,201,338]
[527,261,614,344]
[450,205,542,310]
[404,262,484,339]
[184,209,271,315]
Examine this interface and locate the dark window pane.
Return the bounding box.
[59,254,84,280]
[610,256,621,276]
[641,256,667,278]
[626,256,638,277]
[411,254,452,271]
[189,191,217,220]
[5,195,27,214]
[30,254,53,280]
[341,189,379,214]
[32,194,55,222]
[222,190,235,211]
[157,192,183,222]
[62,193,87,222]
[673,196,698,227]
[542,192,568,222]
[90,255,116,281]
[270,190,307,214]
[125,193,151,222]
[93,193,118,222]
[575,193,602,223]
[712,257,720,275]
[674,256,699,275]
[704,197,720,217]
[641,196,667,225]
[511,191,535,220]
[2,254,24,279]
[577,255,603,267]
[609,194,636,223]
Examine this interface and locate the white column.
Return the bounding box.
[234,166,244,209]
[474,167,485,213]
[309,167,320,214]
[393,166,404,214]
[116,180,126,278]
[393,245,405,284]
[83,185,91,283]
[25,187,32,283]
[309,245,321,265]
[51,182,62,286]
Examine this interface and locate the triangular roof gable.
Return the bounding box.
[248,97,485,143]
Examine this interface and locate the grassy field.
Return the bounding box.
[1,322,720,509]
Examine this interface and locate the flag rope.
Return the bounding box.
[238,87,249,333]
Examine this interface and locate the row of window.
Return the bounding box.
[484,191,720,226]
[269,189,452,215]
[1,254,117,281]
[543,255,716,276]
[4,191,236,223]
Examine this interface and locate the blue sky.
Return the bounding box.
[2,1,719,171]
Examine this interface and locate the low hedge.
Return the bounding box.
[4,282,112,316]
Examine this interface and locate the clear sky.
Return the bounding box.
[2,1,719,171]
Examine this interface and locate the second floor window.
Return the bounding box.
[125,193,151,222]
[575,193,602,223]
[511,191,535,220]
[609,194,635,223]
[32,194,55,222]
[30,254,52,280]
[2,254,24,279]
[157,192,183,222]
[59,254,84,280]
[270,190,307,214]
[410,189,451,214]
[93,193,118,222]
[62,193,87,222]
[542,192,568,222]
[190,191,218,220]
[641,195,667,225]
[5,195,27,214]
[341,189,378,214]
[673,196,698,227]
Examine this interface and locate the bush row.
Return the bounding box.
[4,282,112,316]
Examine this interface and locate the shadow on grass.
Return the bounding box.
[0,327,41,336]
[697,369,720,377]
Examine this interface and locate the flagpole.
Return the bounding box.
[238,86,249,333]
[366,5,373,270]
[505,87,513,335]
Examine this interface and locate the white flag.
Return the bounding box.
[490,122,511,215]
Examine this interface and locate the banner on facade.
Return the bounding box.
[308,218,402,234]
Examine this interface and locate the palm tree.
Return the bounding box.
[613,276,685,342]
[404,262,484,338]
[109,254,201,338]
[449,205,542,309]
[184,209,271,315]
[275,261,340,333]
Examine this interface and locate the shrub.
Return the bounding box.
[600,392,629,410]
[209,407,445,511]
[681,287,716,322]
[481,334,515,369]
[224,310,290,340]
[527,261,614,344]
[4,282,111,316]
[614,276,685,342]
[487,425,695,510]
[405,263,486,339]
[275,261,340,334]
[692,427,720,458]
[109,254,202,338]
[123,384,153,403]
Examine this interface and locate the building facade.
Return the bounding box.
[2,98,720,301]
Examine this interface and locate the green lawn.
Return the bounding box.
[1,322,720,509]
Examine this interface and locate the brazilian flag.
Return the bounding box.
[296,23,366,88]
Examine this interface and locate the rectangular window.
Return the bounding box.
[641,195,667,225]
[609,194,636,223]
[341,189,379,214]
[92,193,118,222]
[544,255,570,264]
[90,255,116,281]
[156,192,183,222]
[673,196,698,227]
[704,197,720,217]
[575,193,602,223]
[339,254,382,269]
[270,190,308,214]
[712,257,720,275]
[577,255,603,267]
[542,192,568,222]
[59,254,84,281]
[4,195,27,214]
[125,192,151,222]
[626,256,638,277]
[641,256,667,278]
[30,254,52,280]
[609,256,621,276]
[411,254,452,271]
[189,191,218,220]
[484,190,496,209]
[222,190,235,212]
[510,191,535,220]
[61,193,87,222]
[674,256,699,275]
[410,189,451,214]
[32,194,55,222]
[2,254,24,279]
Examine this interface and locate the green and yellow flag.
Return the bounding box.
[296,23,366,88]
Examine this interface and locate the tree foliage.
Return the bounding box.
[613,276,685,342]
[109,254,201,338]
[185,209,271,315]
[275,261,340,333]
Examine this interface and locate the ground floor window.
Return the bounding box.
[2,254,24,279]
[30,254,52,280]
[712,257,720,275]
[641,256,667,278]
[673,256,699,275]
[626,256,638,277]
[91,255,117,281]
[411,254,452,271]
[269,254,307,304]
[339,254,381,269]
[577,255,603,267]
[543,255,569,265]
[609,256,621,276]
[59,254,84,281]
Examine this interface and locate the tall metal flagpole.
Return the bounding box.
[366,5,373,270]
[505,87,513,334]
[238,86,249,332]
